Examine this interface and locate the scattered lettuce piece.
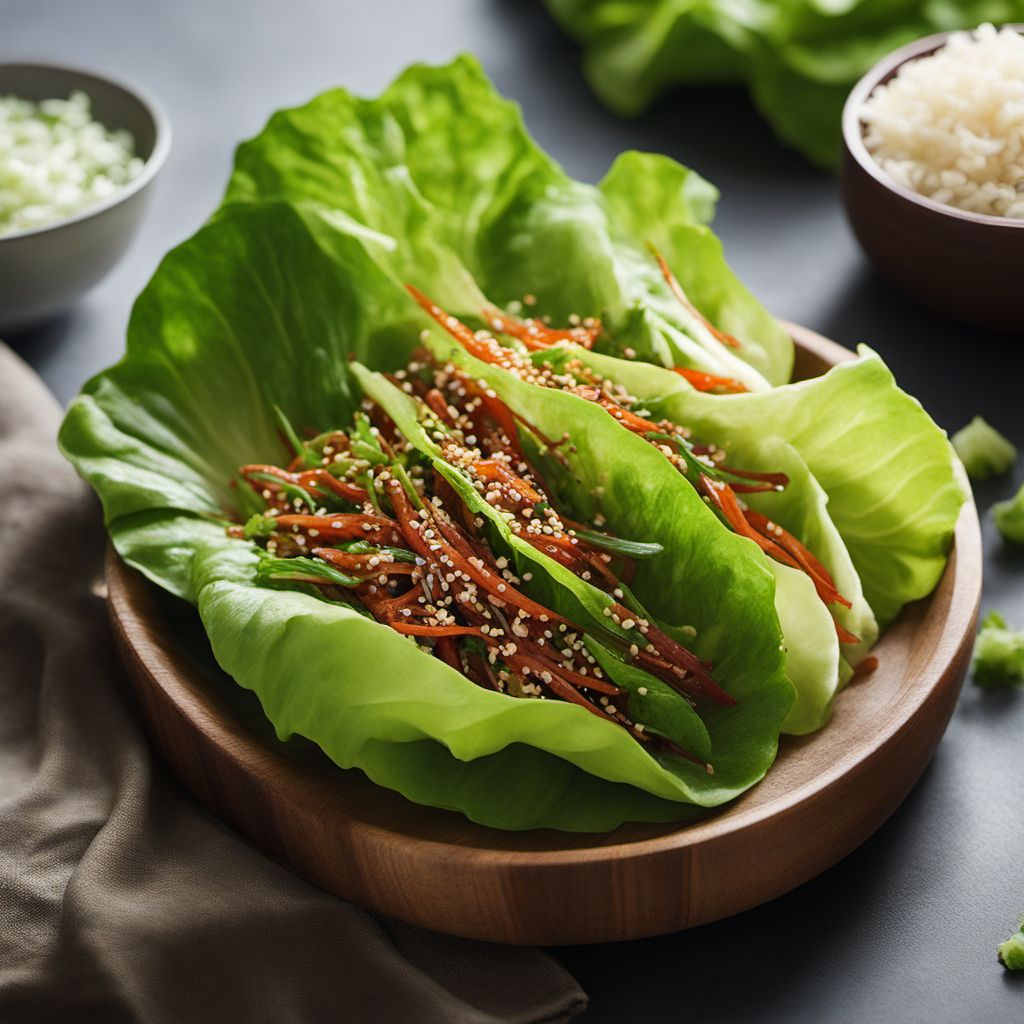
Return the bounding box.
[972,611,1024,690]
[951,417,1016,480]
[993,484,1024,545]
[999,921,1024,970]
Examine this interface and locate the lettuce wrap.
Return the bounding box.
[60,200,798,831]
[413,290,963,732]
[58,57,963,830]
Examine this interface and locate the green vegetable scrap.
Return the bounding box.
[993,483,1024,544]
[951,416,1017,480]
[542,0,1024,166]
[972,611,1024,689]
[999,920,1024,970]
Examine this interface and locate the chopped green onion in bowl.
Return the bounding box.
[0,90,144,237]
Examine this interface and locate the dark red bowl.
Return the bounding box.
[841,27,1024,332]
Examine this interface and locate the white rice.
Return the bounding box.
[861,23,1024,219]
[0,90,144,238]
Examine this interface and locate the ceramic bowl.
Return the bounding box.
[0,62,170,333]
[840,28,1024,331]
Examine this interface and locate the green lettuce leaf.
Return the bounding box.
[560,344,964,627]
[427,333,861,734]
[993,484,1024,545]
[543,0,1024,165]
[225,53,793,386]
[951,416,1017,480]
[972,611,1024,690]
[355,361,794,799]
[59,198,795,830]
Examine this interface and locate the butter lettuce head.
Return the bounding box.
[542,0,1024,165]
[59,198,797,831]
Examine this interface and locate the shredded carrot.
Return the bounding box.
[406,284,505,364]
[674,368,748,393]
[483,306,601,350]
[241,464,368,504]
[651,245,742,349]
[272,513,403,545]
[850,654,879,681]
[391,623,485,638]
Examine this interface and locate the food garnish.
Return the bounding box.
[999,920,1024,970]
[993,484,1024,545]
[972,611,1024,689]
[407,285,858,645]
[230,393,730,772]
[952,416,1017,480]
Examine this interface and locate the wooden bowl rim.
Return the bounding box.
[841,24,1024,233]
[106,324,982,871]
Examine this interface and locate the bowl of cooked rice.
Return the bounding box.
[0,63,170,333]
[841,23,1024,331]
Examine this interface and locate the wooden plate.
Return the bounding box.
[107,323,982,946]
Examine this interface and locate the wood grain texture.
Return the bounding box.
[106,323,983,945]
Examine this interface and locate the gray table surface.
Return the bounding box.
[5,1,1023,1021]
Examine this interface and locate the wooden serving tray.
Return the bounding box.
[106,324,982,945]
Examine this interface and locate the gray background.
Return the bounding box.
[4,1,1023,1020]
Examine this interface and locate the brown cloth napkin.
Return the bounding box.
[0,344,587,1024]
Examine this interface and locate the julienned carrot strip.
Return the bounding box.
[272,513,403,545]
[632,612,737,708]
[834,620,861,645]
[460,380,529,459]
[743,509,853,610]
[711,463,789,488]
[851,654,879,681]
[424,388,455,425]
[433,636,462,672]
[473,459,543,504]
[673,368,749,394]
[420,501,574,627]
[702,483,858,641]
[483,306,601,350]
[596,396,662,434]
[391,623,485,638]
[384,479,435,560]
[406,284,505,364]
[294,469,369,503]
[700,474,804,573]
[312,547,417,575]
[511,649,623,697]
[651,246,742,349]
